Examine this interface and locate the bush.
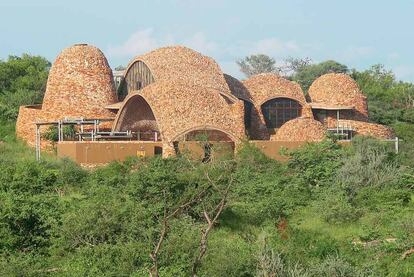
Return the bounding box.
[337,137,401,198]
[287,140,342,188]
[318,189,362,224]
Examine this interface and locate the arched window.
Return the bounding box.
[262,98,302,128]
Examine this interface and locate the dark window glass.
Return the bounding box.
[244,101,253,128]
[261,98,302,128]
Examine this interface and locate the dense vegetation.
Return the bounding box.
[0,54,414,276]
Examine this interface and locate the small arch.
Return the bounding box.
[172,126,236,161]
[171,126,237,142]
[261,97,303,128]
[113,94,161,141]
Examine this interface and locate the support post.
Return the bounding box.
[336,110,339,134]
[154,131,158,142]
[395,137,399,154]
[35,124,40,161]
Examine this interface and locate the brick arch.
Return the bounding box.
[113,80,245,147]
[113,92,164,140]
[171,125,238,142]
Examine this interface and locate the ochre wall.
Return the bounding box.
[57,141,163,165]
[57,140,313,165]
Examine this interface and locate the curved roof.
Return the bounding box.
[308,73,368,117]
[242,73,306,105]
[273,117,326,142]
[125,46,237,101]
[338,120,394,139]
[42,44,117,119]
[113,80,245,142]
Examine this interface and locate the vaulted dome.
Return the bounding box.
[308,73,368,117]
[273,117,326,142]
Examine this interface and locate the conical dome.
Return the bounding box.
[42,44,117,119]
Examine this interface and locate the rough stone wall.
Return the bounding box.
[16,105,44,147]
[339,120,394,139]
[308,73,368,119]
[241,73,310,140]
[16,44,118,147]
[126,46,237,102]
[113,80,245,157]
[272,118,327,142]
[242,73,306,105]
[42,44,117,120]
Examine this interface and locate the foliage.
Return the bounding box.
[0,54,50,121]
[1,53,414,276]
[237,54,279,77]
[292,60,348,92]
[42,125,76,142]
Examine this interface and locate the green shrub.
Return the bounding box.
[318,189,363,224]
[287,140,342,188]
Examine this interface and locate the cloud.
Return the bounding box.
[393,65,414,81]
[107,28,159,57]
[339,46,374,62]
[183,32,218,55]
[253,38,300,55]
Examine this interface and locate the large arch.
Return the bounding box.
[124,46,238,103]
[261,97,303,129]
[112,81,245,156]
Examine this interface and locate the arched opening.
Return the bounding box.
[175,129,233,142]
[115,95,160,141]
[261,98,302,128]
[173,128,235,161]
[119,61,154,101]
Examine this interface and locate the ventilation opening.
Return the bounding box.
[74,43,88,46]
[154,146,163,156]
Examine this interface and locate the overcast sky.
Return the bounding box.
[1,0,414,80]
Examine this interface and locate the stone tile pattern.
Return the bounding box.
[16,44,117,147]
[308,73,368,119]
[125,46,237,102]
[239,73,313,140]
[114,80,245,157]
[273,118,326,142]
[308,73,392,139]
[42,44,117,119]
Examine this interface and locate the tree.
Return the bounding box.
[292,60,348,92]
[351,64,414,124]
[114,65,126,71]
[237,54,279,78]
[0,54,50,120]
[280,57,312,76]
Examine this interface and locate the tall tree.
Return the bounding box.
[237,54,278,78]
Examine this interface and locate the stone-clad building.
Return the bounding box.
[16,43,393,158]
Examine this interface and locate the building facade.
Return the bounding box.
[16,43,394,158]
